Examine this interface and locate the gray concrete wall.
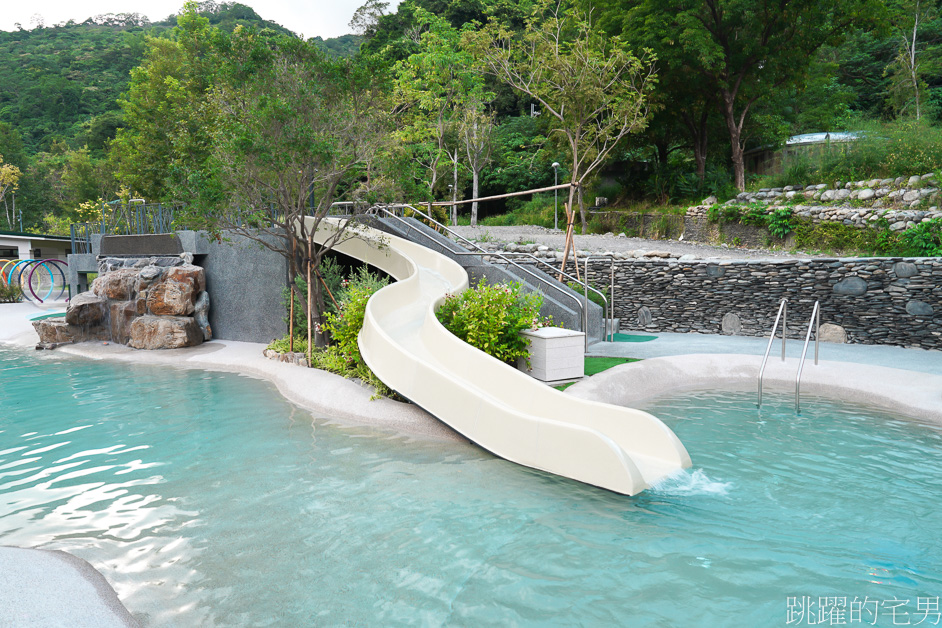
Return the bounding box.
[199,231,288,343]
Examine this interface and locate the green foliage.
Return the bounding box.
[899,216,942,256]
[282,258,345,339]
[436,279,549,366]
[567,281,608,308]
[479,194,555,228]
[0,282,22,303]
[754,119,942,190]
[322,266,389,369]
[269,266,393,398]
[266,335,309,355]
[767,207,795,239]
[792,219,890,254]
[706,202,794,239]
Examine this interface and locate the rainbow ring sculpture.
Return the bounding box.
[0,258,69,303]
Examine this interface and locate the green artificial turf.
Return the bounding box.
[610,333,657,343]
[555,356,640,391]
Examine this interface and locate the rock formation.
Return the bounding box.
[33,255,211,350]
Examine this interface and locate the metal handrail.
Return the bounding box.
[370,205,593,348]
[498,252,609,342]
[757,298,788,408]
[795,301,820,414]
[584,257,612,342]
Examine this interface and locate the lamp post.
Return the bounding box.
[552,162,560,230]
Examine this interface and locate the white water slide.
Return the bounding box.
[309,217,691,495]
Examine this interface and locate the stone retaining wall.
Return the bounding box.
[573,256,941,350]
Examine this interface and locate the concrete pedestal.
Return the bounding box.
[517,327,585,384]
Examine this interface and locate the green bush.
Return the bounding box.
[567,281,608,308]
[0,283,22,303]
[268,265,394,398]
[754,119,942,189]
[767,207,795,239]
[283,257,345,338]
[436,280,551,366]
[899,216,942,256]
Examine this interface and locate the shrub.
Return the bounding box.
[282,257,345,338]
[268,265,394,398]
[479,194,556,228]
[899,216,942,256]
[436,280,551,366]
[0,283,22,303]
[767,207,795,239]
[567,281,608,308]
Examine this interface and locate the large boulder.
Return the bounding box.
[146,264,205,316]
[128,315,203,350]
[109,301,139,345]
[147,281,195,316]
[91,268,140,301]
[32,319,108,345]
[65,292,106,327]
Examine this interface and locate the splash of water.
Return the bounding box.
[651,468,732,496]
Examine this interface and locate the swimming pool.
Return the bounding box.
[2,346,940,626]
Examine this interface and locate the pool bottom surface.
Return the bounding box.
[1,346,940,626]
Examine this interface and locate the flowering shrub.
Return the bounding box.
[436,280,551,365]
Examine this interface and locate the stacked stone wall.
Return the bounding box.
[570,257,941,350]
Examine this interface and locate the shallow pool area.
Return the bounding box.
[2,345,941,626]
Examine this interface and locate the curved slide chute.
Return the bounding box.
[308,217,691,495]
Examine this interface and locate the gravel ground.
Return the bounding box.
[450,225,826,260]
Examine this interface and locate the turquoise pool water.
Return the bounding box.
[2,345,941,626]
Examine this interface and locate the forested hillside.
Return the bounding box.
[0,1,358,232]
[1,0,941,240]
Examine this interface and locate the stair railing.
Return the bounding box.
[795,301,820,414]
[757,298,788,408]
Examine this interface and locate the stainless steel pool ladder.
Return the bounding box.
[757,298,787,408]
[795,301,820,414]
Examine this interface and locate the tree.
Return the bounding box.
[603,0,882,191]
[469,1,655,241]
[206,30,393,339]
[394,9,492,224]
[0,154,22,230]
[110,4,221,202]
[887,0,942,120]
[460,105,496,226]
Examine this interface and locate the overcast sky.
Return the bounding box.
[0,0,387,39]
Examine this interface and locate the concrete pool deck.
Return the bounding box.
[571,330,942,423]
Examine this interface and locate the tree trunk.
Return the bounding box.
[720,91,747,192]
[471,169,480,226]
[682,105,710,184]
[578,185,587,234]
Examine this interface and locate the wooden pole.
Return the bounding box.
[430,182,574,206]
[289,286,295,353]
[307,234,313,367]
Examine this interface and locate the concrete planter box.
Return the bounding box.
[517,327,585,384]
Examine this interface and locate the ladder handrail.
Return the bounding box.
[795,301,820,414]
[757,298,787,408]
